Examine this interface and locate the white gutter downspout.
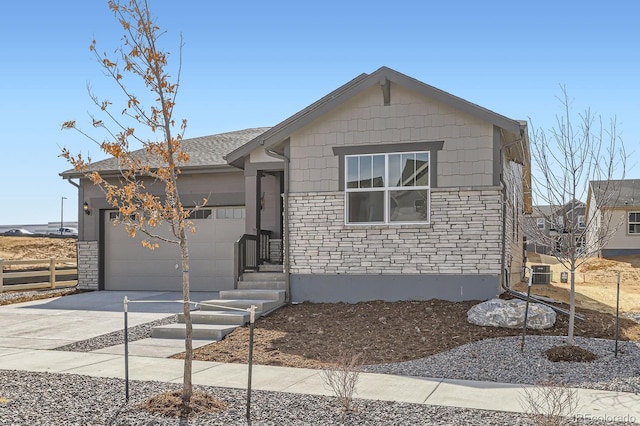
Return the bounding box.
[264,148,291,304]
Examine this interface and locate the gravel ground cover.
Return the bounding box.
[364,336,640,394]
[0,287,80,305]
[0,369,627,425]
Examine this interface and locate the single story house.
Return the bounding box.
[586,179,640,257]
[62,66,532,303]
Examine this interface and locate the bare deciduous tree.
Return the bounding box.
[61,0,200,410]
[527,87,626,344]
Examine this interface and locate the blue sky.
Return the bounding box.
[1,0,638,225]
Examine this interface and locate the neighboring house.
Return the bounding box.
[525,200,586,255]
[586,179,640,257]
[62,66,532,303]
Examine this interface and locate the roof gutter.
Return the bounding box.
[264,148,291,304]
[64,177,80,189]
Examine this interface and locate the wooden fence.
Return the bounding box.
[0,258,78,292]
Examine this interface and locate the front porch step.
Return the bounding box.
[151,323,237,340]
[178,310,249,325]
[150,267,287,343]
[220,289,285,303]
[199,298,283,313]
[259,264,284,272]
[241,272,285,282]
[237,280,286,290]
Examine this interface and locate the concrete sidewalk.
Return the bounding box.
[0,347,638,421]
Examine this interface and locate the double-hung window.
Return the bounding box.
[536,218,545,229]
[578,215,585,229]
[345,151,430,224]
[629,212,640,234]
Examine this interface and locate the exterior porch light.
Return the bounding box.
[83,201,91,216]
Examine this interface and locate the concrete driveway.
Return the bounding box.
[0,291,218,350]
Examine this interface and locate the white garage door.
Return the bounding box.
[104,207,245,291]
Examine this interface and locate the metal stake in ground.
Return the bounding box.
[615,271,621,357]
[123,296,129,402]
[246,304,256,424]
[521,269,533,352]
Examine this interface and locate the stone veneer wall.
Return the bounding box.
[288,187,503,276]
[76,241,99,290]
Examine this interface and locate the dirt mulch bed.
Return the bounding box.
[179,299,640,369]
[545,345,598,362]
[141,390,227,418]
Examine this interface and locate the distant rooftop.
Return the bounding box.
[590,179,640,208]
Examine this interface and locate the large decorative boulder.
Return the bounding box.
[467,299,556,329]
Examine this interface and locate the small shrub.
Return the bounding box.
[520,380,579,426]
[320,351,364,415]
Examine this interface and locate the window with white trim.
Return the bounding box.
[629,212,640,234]
[536,218,545,229]
[578,215,585,228]
[345,151,429,224]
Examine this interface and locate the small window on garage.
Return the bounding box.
[216,207,245,219]
[188,209,213,220]
[108,211,137,222]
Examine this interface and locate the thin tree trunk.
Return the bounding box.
[180,233,193,407]
[568,268,576,345]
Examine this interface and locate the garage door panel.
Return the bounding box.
[104,208,245,291]
[214,243,234,260]
[214,222,244,240]
[188,242,215,259]
[107,259,181,277]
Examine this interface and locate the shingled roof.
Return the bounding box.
[61,127,270,178]
[589,179,640,208]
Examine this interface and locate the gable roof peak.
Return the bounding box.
[226,66,526,167]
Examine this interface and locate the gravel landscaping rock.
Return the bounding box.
[625,312,640,323]
[0,369,627,425]
[364,335,640,393]
[0,287,79,305]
